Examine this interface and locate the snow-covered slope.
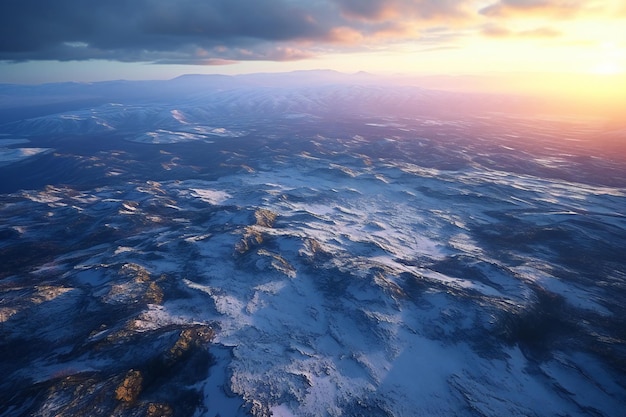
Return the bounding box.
[2,143,625,417]
[0,138,52,166]
[0,74,625,417]
[0,82,529,140]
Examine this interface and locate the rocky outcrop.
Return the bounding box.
[146,403,174,417]
[254,208,278,228]
[167,327,215,363]
[115,369,143,403]
[235,208,279,254]
[0,323,216,417]
[235,227,264,254]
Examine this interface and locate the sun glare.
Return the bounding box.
[592,61,623,75]
[591,42,625,75]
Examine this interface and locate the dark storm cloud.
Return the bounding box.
[334,0,467,21]
[0,0,474,64]
[0,0,332,63]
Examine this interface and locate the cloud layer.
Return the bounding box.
[0,0,621,64]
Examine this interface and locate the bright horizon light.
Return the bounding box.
[593,62,623,75]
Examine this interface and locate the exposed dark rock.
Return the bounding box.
[145,281,164,305]
[235,227,264,254]
[167,327,214,363]
[146,402,173,417]
[115,370,143,403]
[300,237,332,264]
[254,208,278,228]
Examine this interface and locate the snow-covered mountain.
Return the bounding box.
[1,83,522,137]
[0,72,625,417]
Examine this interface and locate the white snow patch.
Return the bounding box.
[130,129,207,144]
[190,188,232,205]
[515,265,612,315]
[0,147,52,165]
[171,109,189,124]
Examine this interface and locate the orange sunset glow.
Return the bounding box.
[1,1,624,81]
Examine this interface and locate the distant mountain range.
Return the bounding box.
[0,70,536,124]
[1,70,624,160]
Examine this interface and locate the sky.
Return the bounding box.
[0,0,625,88]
